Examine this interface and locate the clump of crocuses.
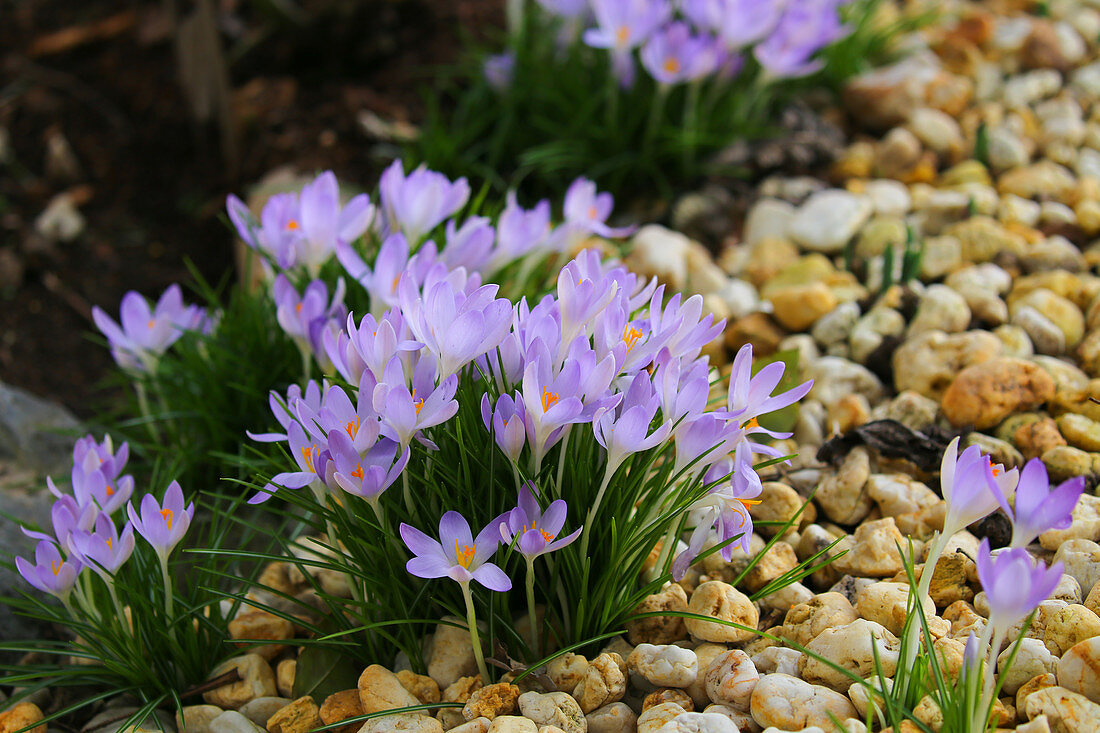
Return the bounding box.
[239,166,812,663]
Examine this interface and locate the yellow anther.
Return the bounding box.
[541,387,559,412]
[161,508,173,531]
[455,539,477,568]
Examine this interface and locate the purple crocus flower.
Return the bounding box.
[69,469,133,518]
[440,216,496,274]
[250,422,331,503]
[488,193,553,274]
[273,276,347,354]
[520,340,588,468]
[248,381,323,443]
[976,538,1063,629]
[293,381,381,454]
[501,483,582,559]
[649,292,724,366]
[327,430,409,507]
[399,511,512,591]
[293,171,374,276]
[372,359,460,450]
[1008,458,1085,548]
[557,265,620,356]
[654,352,710,426]
[23,495,97,550]
[71,435,129,484]
[398,276,514,380]
[724,343,814,429]
[126,481,194,561]
[326,310,422,385]
[337,233,438,317]
[379,160,471,243]
[69,513,135,578]
[682,0,785,48]
[92,285,206,372]
[16,540,82,600]
[560,177,635,240]
[753,0,849,78]
[940,437,1018,538]
[584,0,672,86]
[672,413,742,478]
[227,192,300,270]
[481,393,528,463]
[594,372,671,477]
[640,22,718,84]
[484,52,516,92]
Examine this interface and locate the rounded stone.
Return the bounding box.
[941,358,1056,429]
[684,581,758,644]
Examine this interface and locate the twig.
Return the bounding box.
[27,11,137,57]
[180,668,242,699]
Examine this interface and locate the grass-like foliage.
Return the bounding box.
[412,0,930,201]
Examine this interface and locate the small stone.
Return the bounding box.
[229,611,294,660]
[1040,445,1093,484]
[999,639,1057,696]
[210,711,264,733]
[584,704,635,733]
[463,684,520,721]
[788,190,873,253]
[628,585,688,645]
[0,703,45,733]
[815,447,873,525]
[1018,673,1058,719]
[204,655,279,710]
[1057,637,1100,705]
[547,655,589,694]
[518,692,586,733]
[1011,290,1084,349]
[485,716,536,733]
[266,697,322,733]
[641,689,693,712]
[1014,417,1067,461]
[34,193,85,242]
[1039,603,1100,657]
[320,690,365,733]
[179,706,224,733]
[987,127,1031,171]
[429,618,480,689]
[941,358,1056,429]
[652,713,737,733]
[238,698,291,726]
[572,653,626,714]
[855,581,936,636]
[743,199,796,247]
[628,645,698,689]
[1024,686,1100,733]
[625,226,691,292]
[751,647,803,677]
[636,703,685,733]
[998,161,1076,202]
[704,650,758,710]
[276,660,296,699]
[360,665,422,715]
[397,671,441,705]
[907,285,970,337]
[363,714,445,733]
[830,518,910,578]
[767,283,838,332]
[780,592,859,648]
[864,180,911,217]
[450,720,490,733]
[749,674,857,730]
[799,619,900,691]
[1052,541,1100,598]
[1057,414,1100,453]
[684,581,758,643]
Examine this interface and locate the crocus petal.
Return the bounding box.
[471,562,512,592]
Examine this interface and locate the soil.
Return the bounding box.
[0,0,501,416]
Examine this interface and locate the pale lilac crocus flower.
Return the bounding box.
[69,513,135,579]
[640,22,718,84]
[327,431,409,510]
[683,0,785,49]
[249,422,330,504]
[16,540,82,601]
[294,381,381,454]
[1008,458,1084,548]
[293,171,374,276]
[584,0,672,86]
[940,437,1017,539]
[337,233,438,317]
[248,381,324,443]
[127,481,195,562]
[481,393,528,464]
[593,372,671,479]
[379,160,471,243]
[93,285,205,372]
[372,361,460,451]
[488,193,553,274]
[724,343,814,429]
[227,192,300,270]
[23,495,97,550]
[400,511,510,680]
[273,276,347,355]
[440,216,495,274]
[484,52,516,91]
[753,0,849,78]
[560,177,635,240]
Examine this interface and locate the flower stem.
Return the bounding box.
[460,581,490,682]
[159,554,179,643]
[134,382,161,443]
[403,471,413,514]
[899,530,949,699]
[579,467,614,558]
[525,556,539,655]
[975,626,1007,733]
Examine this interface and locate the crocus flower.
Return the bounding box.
[441,216,496,274]
[501,483,582,559]
[1008,458,1084,548]
[940,437,1017,538]
[16,540,82,600]
[488,193,553,274]
[69,469,133,517]
[227,192,303,269]
[399,511,512,591]
[976,538,1063,629]
[654,352,710,426]
[127,481,194,560]
[560,177,635,240]
[672,413,742,478]
[92,285,205,372]
[481,393,528,463]
[250,422,331,503]
[484,52,516,91]
[640,22,718,84]
[71,435,129,484]
[273,276,347,354]
[683,0,785,48]
[753,0,848,78]
[594,372,671,478]
[724,343,814,428]
[69,513,135,578]
[379,160,471,243]
[584,0,672,86]
[23,495,97,549]
[520,340,588,468]
[248,381,323,443]
[373,361,460,450]
[327,430,409,506]
[326,310,422,385]
[399,277,513,380]
[293,171,374,275]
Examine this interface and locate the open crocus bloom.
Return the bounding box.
[127,481,195,560]
[976,538,1063,630]
[940,437,1017,537]
[400,511,511,591]
[500,483,582,560]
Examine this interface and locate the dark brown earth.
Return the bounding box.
[0,0,502,415]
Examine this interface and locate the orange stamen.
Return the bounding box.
[351,464,364,481]
[345,416,361,438]
[741,417,759,430]
[615,26,629,45]
[51,560,63,576]
[106,538,113,549]
[663,57,681,74]
[147,319,155,329]
[539,529,554,543]
[455,539,477,568]
[295,302,303,313]
[738,498,762,507]
[541,387,559,412]
[105,485,114,497]
[391,274,402,293]
[286,220,300,231]
[622,324,643,354]
[161,508,173,531]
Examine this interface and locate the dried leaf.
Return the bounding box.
[816,419,957,473]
